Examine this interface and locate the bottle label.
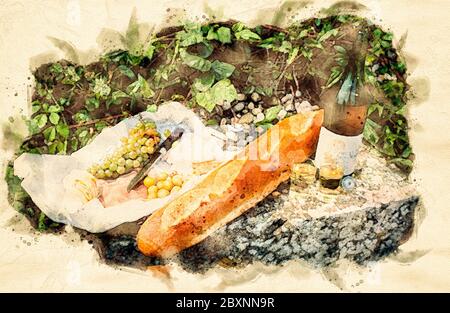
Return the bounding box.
[314,127,363,175]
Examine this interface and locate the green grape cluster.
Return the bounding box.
[88,121,160,179]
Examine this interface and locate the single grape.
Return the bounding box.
[162,179,173,191]
[156,181,165,189]
[97,169,105,179]
[109,163,118,172]
[147,185,158,194]
[117,166,126,175]
[133,160,140,168]
[144,176,156,187]
[117,157,125,166]
[172,175,183,187]
[171,186,181,194]
[128,151,138,159]
[157,189,170,198]
[145,138,153,147]
[141,146,148,154]
[105,169,112,178]
[125,159,133,168]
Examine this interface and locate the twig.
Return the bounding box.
[68,113,126,129]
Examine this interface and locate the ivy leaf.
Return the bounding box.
[195,90,215,112]
[43,126,56,142]
[231,22,245,33]
[48,104,62,113]
[210,79,237,105]
[206,28,218,41]
[198,41,214,58]
[111,90,128,101]
[180,49,211,72]
[192,72,215,92]
[319,28,338,42]
[287,47,299,65]
[235,29,261,41]
[146,104,158,112]
[144,42,156,59]
[262,105,282,123]
[62,66,80,85]
[363,119,381,144]
[117,65,135,79]
[217,27,232,44]
[56,123,70,139]
[127,75,154,98]
[31,104,41,115]
[195,79,237,112]
[85,97,100,111]
[34,114,47,128]
[138,75,154,99]
[177,22,204,47]
[5,165,29,212]
[211,60,235,80]
[391,158,413,170]
[72,111,90,123]
[56,140,67,154]
[49,112,60,125]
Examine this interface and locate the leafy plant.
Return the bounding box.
[180,49,212,72]
[195,79,237,112]
[127,74,155,99]
[232,22,261,41]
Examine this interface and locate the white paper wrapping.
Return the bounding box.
[14,102,232,233]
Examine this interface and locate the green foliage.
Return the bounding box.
[92,77,111,99]
[177,22,205,47]
[5,164,29,212]
[258,105,282,125]
[117,65,135,79]
[193,72,215,92]
[211,60,235,80]
[195,79,237,112]
[362,26,412,171]
[180,49,212,72]
[127,74,154,99]
[232,22,261,41]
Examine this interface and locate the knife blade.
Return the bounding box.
[127,127,184,192]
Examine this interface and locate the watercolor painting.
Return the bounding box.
[0,0,448,292]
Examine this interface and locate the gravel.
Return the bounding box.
[254,112,265,123]
[234,102,245,112]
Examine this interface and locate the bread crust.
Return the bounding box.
[137,110,324,257]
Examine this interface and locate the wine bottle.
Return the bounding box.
[315,28,371,188]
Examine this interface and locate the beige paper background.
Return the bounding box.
[0,0,449,292]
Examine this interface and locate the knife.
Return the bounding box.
[127,127,184,192]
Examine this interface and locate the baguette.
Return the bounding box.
[137,110,324,257]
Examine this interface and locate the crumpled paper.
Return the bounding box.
[14,102,233,233]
